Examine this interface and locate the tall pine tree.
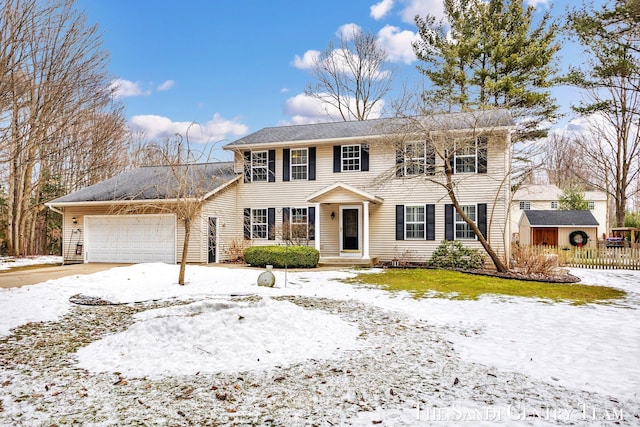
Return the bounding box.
[413,0,560,140]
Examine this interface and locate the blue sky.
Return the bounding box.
[75,0,590,159]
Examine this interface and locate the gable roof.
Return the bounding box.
[47,162,237,205]
[522,210,599,227]
[224,109,513,149]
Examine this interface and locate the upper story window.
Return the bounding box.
[448,136,487,174]
[405,205,425,239]
[342,145,361,171]
[551,201,558,209]
[455,205,476,240]
[520,201,531,210]
[251,151,268,182]
[290,148,308,180]
[455,139,478,173]
[251,208,267,239]
[397,140,435,177]
[587,201,595,210]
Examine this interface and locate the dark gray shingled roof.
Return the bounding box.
[523,210,600,227]
[224,109,513,148]
[48,162,237,204]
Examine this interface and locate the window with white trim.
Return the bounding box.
[519,201,531,210]
[551,201,558,209]
[290,148,308,180]
[455,205,476,240]
[587,201,595,210]
[405,205,425,239]
[342,145,361,171]
[290,207,309,239]
[404,141,426,175]
[251,151,268,182]
[251,209,267,239]
[455,139,477,173]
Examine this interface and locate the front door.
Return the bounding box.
[532,227,557,246]
[208,217,217,263]
[341,208,360,252]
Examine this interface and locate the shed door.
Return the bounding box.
[85,215,176,263]
[532,227,558,246]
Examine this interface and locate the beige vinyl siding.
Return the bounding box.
[231,130,511,264]
[200,182,239,262]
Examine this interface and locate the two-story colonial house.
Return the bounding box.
[47,109,514,267]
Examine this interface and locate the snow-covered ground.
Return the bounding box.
[0,255,62,271]
[0,263,638,425]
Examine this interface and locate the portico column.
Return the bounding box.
[314,203,320,252]
[363,201,370,259]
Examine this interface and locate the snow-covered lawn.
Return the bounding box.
[0,255,62,271]
[0,264,638,425]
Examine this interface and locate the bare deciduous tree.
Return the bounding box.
[305,28,395,121]
[0,0,127,255]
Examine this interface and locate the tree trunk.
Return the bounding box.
[178,218,190,285]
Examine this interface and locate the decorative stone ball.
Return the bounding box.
[257,265,276,287]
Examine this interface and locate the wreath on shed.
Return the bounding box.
[569,230,589,247]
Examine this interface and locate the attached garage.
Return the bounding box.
[85,215,176,263]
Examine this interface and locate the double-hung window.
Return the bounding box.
[404,141,426,176]
[455,205,476,240]
[405,205,425,239]
[587,201,595,210]
[251,209,267,239]
[519,201,531,210]
[341,145,361,171]
[290,208,308,239]
[290,148,308,180]
[455,139,478,173]
[551,201,558,209]
[251,151,268,182]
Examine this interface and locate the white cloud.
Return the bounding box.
[526,0,550,8]
[128,113,248,144]
[283,92,384,125]
[336,23,362,40]
[370,0,394,20]
[110,79,150,98]
[399,0,445,23]
[157,80,175,91]
[293,50,320,70]
[376,25,419,64]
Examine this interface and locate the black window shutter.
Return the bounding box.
[243,208,251,240]
[445,204,454,241]
[309,147,316,180]
[477,137,487,174]
[283,149,290,181]
[478,203,487,239]
[361,144,369,171]
[395,205,404,240]
[243,151,251,183]
[395,146,404,177]
[282,207,290,239]
[333,146,341,173]
[425,204,435,240]
[268,150,276,182]
[308,206,315,240]
[267,208,275,240]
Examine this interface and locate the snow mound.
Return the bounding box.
[75,297,361,378]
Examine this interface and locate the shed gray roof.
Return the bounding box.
[224,109,513,148]
[523,210,600,227]
[48,162,237,204]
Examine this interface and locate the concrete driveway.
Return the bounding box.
[0,263,126,289]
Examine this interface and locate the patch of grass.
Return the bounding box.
[346,269,626,305]
[0,263,62,273]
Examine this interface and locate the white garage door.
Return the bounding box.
[85,215,176,263]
